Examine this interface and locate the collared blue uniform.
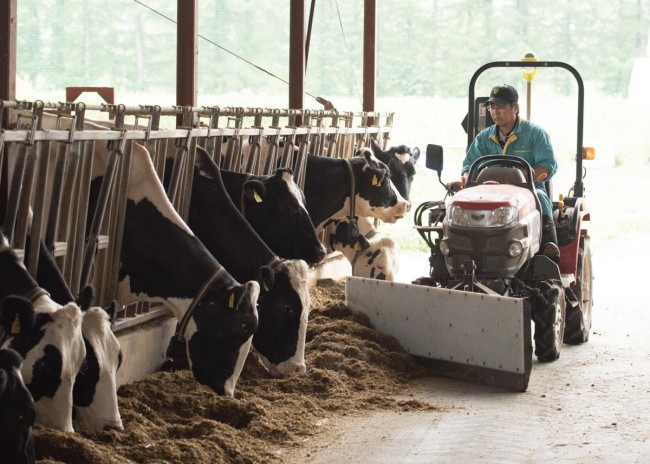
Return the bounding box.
[463,117,557,217]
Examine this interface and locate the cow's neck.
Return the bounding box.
[304,154,353,230]
[189,169,276,283]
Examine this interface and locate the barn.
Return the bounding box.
[3,1,650,463]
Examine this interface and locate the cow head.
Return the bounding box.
[187,280,259,396]
[327,217,399,281]
[241,168,326,265]
[352,148,410,223]
[370,138,420,201]
[253,259,310,377]
[0,296,86,433]
[0,348,36,464]
[73,303,123,432]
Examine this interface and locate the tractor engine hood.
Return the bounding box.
[449,184,537,217]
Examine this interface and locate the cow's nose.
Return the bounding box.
[103,420,124,432]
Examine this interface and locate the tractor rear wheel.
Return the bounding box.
[533,282,566,362]
[564,235,593,344]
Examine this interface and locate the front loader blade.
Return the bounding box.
[345,277,532,391]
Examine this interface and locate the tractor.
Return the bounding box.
[346,59,593,391]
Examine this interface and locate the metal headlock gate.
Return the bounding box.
[0,99,394,333]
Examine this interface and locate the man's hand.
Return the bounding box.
[446,176,466,193]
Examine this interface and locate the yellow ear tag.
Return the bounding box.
[354,242,362,251]
[11,314,21,335]
[372,175,379,186]
[253,189,263,203]
[228,293,235,309]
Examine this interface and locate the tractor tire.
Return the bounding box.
[564,235,593,344]
[532,282,566,362]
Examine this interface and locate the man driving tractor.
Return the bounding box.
[447,83,560,260]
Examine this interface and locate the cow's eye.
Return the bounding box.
[285,304,296,314]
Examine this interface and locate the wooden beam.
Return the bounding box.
[289,0,305,115]
[177,0,198,126]
[363,0,377,119]
[1,0,17,129]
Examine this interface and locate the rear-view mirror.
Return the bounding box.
[425,144,444,174]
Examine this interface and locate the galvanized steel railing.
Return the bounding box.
[1,99,394,331]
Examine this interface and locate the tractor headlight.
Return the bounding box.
[448,205,518,228]
[448,205,470,226]
[487,206,518,227]
[508,240,524,257]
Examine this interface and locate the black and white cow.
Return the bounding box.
[189,147,310,377]
[303,149,410,231]
[0,348,35,464]
[0,233,85,433]
[220,168,327,265]
[327,218,399,281]
[91,143,260,396]
[22,238,124,432]
[369,138,420,202]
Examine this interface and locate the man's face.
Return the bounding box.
[488,102,517,130]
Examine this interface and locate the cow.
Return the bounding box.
[220,168,327,265]
[22,238,124,432]
[325,139,419,281]
[302,149,411,231]
[188,147,310,377]
[327,218,399,281]
[369,138,420,202]
[90,142,260,396]
[0,239,85,433]
[0,348,36,464]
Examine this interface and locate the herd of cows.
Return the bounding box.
[0,118,419,463]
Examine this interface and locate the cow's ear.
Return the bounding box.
[194,146,219,179]
[370,138,383,157]
[244,180,266,204]
[76,285,95,311]
[258,266,275,292]
[411,147,420,163]
[103,300,120,324]
[0,296,36,336]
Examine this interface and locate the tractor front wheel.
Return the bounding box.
[532,281,566,362]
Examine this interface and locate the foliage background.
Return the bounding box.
[15,0,650,252]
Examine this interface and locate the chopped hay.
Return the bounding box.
[35,279,439,464]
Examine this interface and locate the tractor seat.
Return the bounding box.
[475,167,526,185]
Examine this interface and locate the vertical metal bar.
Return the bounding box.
[59,141,81,279]
[68,141,94,295]
[26,139,52,276]
[80,140,119,290]
[4,143,27,244]
[289,0,305,117]
[45,143,68,250]
[105,140,132,303]
[13,143,37,252]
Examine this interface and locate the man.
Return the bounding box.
[447,84,560,260]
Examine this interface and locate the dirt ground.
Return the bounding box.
[281,238,650,464]
[277,161,650,464]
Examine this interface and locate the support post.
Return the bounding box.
[289,0,305,124]
[1,0,17,129]
[177,0,198,127]
[363,0,377,125]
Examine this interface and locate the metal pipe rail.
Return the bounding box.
[1,99,394,334]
